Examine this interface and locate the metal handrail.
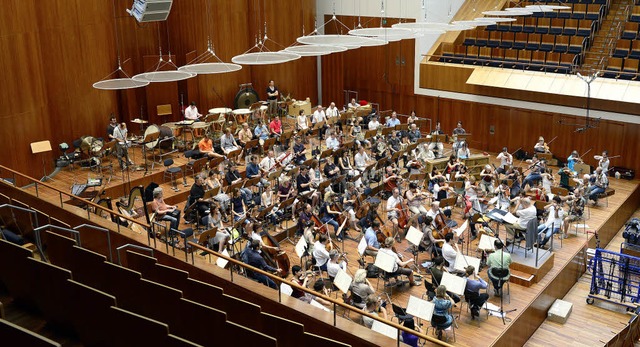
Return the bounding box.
[187,241,454,347]
[33,224,81,262]
[116,244,154,265]
[74,224,113,262]
[0,165,150,235]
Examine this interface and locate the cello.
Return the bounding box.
[432,211,451,247]
[259,230,290,278]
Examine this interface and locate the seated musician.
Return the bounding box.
[407,123,421,143]
[312,234,331,271]
[463,265,489,319]
[278,176,298,217]
[495,180,511,211]
[350,269,375,309]
[418,216,443,258]
[406,182,429,218]
[354,145,372,179]
[323,159,342,193]
[432,285,455,340]
[428,122,444,158]
[254,120,269,141]
[296,165,319,208]
[242,239,282,289]
[433,177,452,202]
[380,237,419,286]
[343,184,362,233]
[230,189,249,223]
[296,203,313,237]
[368,115,380,131]
[326,250,347,280]
[237,123,253,147]
[534,136,548,153]
[388,130,401,155]
[326,102,339,120]
[430,257,460,303]
[326,132,340,151]
[296,109,309,132]
[406,110,418,125]
[150,187,180,231]
[457,141,470,160]
[246,155,263,185]
[362,294,389,329]
[567,150,581,173]
[220,128,240,156]
[338,150,356,177]
[558,164,575,192]
[269,115,283,138]
[348,98,359,110]
[198,133,223,159]
[310,280,332,307]
[383,166,401,197]
[259,150,277,176]
[225,162,253,205]
[523,155,543,188]
[319,192,343,241]
[505,197,537,245]
[204,170,230,213]
[290,265,313,302]
[386,188,404,240]
[451,121,466,153]
[363,221,382,257]
[487,239,512,297]
[442,233,461,273]
[187,174,212,226]
[588,166,609,204]
[538,196,564,248]
[206,222,230,253]
[496,147,513,175]
[293,136,306,164]
[385,111,401,128]
[479,164,495,195]
[563,188,586,235]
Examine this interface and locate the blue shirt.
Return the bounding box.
[254,125,269,140]
[246,163,260,178]
[364,227,380,249]
[386,118,400,127]
[465,276,488,293]
[567,156,576,171]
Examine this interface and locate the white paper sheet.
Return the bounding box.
[295,236,308,258]
[333,269,353,294]
[502,212,518,225]
[406,295,435,322]
[280,283,294,296]
[357,236,368,256]
[454,254,481,275]
[371,320,398,340]
[374,250,396,273]
[478,234,499,251]
[405,226,423,247]
[310,299,331,312]
[441,271,467,295]
[215,249,230,269]
[455,220,469,237]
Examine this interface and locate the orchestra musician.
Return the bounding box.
[312,105,327,138]
[432,285,455,340]
[383,166,401,197]
[150,187,181,231]
[326,102,339,120]
[350,269,375,309]
[406,110,418,125]
[220,128,240,157]
[386,188,404,240]
[504,197,537,245]
[428,122,444,158]
[326,249,347,280]
[487,240,512,297]
[225,162,253,205]
[588,166,609,204]
[242,239,282,289]
[406,182,430,219]
[326,132,339,151]
[368,115,381,131]
[279,176,298,217]
[463,265,489,319]
[379,237,419,286]
[185,101,203,121]
[479,164,495,195]
[407,123,421,143]
[457,142,470,160]
[293,136,306,164]
[237,123,253,148]
[362,294,389,329]
[496,147,513,175]
[259,150,277,176]
[312,234,331,271]
[266,80,279,116]
[348,98,360,110]
[254,120,269,142]
[442,232,461,273]
[385,111,401,128]
[495,180,511,211]
[418,216,444,258]
[595,150,610,173]
[537,196,564,248]
[363,221,382,257]
[107,116,118,140]
[186,173,213,226]
[343,184,362,233]
[567,150,581,172]
[199,133,224,159]
[534,136,549,153]
[430,257,461,303]
[113,122,133,169]
[523,155,543,188]
[319,191,344,241]
[452,121,466,153]
[269,115,283,138]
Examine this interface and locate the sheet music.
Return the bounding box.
[295,236,308,258]
[405,226,423,247]
[502,212,518,225]
[374,250,396,273]
[333,269,353,294]
[478,234,499,251]
[441,271,467,295]
[280,283,294,296]
[371,320,398,340]
[455,220,468,237]
[216,249,230,269]
[310,299,331,312]
[357,236,367,256]
[454,254,481,275]
[406,295,435,322]
[488,196,499,205]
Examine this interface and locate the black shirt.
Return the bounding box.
[296,173,311,192]
[294,143,306,162]
[266,86,278,100]
[226,170,241,185]
[324,163,337,179]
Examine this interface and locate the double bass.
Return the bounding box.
[260,230,290,278]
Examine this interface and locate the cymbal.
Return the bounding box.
[233,108,251,115]
[131,118,148,124]
[209,107,232,114]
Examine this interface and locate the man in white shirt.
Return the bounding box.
[348,98,359,109]
[441,232,460,273]
[326,133,339,151]
[386,188,403,240]
[505,197,537,243]
[326,102,339,118]
[312,234,331,271]
[354,146,370,171]
[185,101,202,120]
[312,105,326,124]
[368,116,380,131]
[113,122,133,169]
[259,150,276,175]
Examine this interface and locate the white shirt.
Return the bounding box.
[312,110,326,124]
[379,247,401,272]
[327,259,346,278]
[544,205,564,228]
[599,158,610,172]
[297,115,308,130]
[354,152,369,169]
[326,136,339,150]
[442,242,457,272]
[185,106,200,120]
[368,120,380,131]
[259,156,276,173]
[313,241,330,267]
[113,126,127,142]
[326,106,339,118]
[516,205,537,229]
[386,195,402,213]
[497,152,512,168]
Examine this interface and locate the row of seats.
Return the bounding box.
[441,48,578,74]
[612,38,640,59]
[485,17,597,37]
[622,22,640,40]
[630,6,640,23]
[524,3,605,20]
[0,233,348,347]
[603,57,640,79]
[463,31,587,54]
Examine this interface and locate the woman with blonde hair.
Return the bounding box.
[432,285,454,339]
[349,269,374,309]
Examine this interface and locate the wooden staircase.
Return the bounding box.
[580,0,635,74]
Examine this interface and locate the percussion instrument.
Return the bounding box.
[176,120,195,126]
[80,136,104,156]
[209,107,232,114]
[191,121,210,137]
[232,108,251,123]
[144,125,174,150]
[234,85,259,109]
[131,118,148,124]
[162,122,181,137]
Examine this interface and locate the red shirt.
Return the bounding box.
[269,119,282,134]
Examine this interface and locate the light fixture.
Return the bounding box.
[348,27,416,42]
[282,45,348,57]
[475,17,516,23]
[482,10,533,16]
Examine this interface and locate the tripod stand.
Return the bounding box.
[31,140,55,182]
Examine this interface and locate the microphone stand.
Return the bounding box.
[487,233,517,325]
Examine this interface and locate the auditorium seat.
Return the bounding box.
[621,59,639,79]
[622,22,639,40]
[629,40,640,59]
[613,39,631,58]
[554,35,570,53]
[604,57,623,78]
[0,319,61,347]
[536,18,551,34]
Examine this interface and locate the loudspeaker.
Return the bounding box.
[127,0,173,23]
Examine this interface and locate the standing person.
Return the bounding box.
[596,150,610,173]
[107,116,118,140]
[113,122,133,169]
[487,240,512,296]
[185,101,202,121]
[150,187,180,231]
[463,265,489,319]
[266,80,279,116]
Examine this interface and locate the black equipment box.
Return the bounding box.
[611,166,635,180]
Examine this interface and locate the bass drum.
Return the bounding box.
[234,86,260,109]
[144,125,161,150]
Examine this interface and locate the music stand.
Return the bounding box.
[320,148,334,160]
[381,127,393,136]
[316,180,332,192]
[456,134,471,143]
[395,124,408,132]
[302,158,317,168]
[364,129,377,140]
[244,139,260,156]
[244,177,261,188]
[416,137,429,145]
[31,140,54,182]
[391,150,404,162]
[263,137,276,153]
